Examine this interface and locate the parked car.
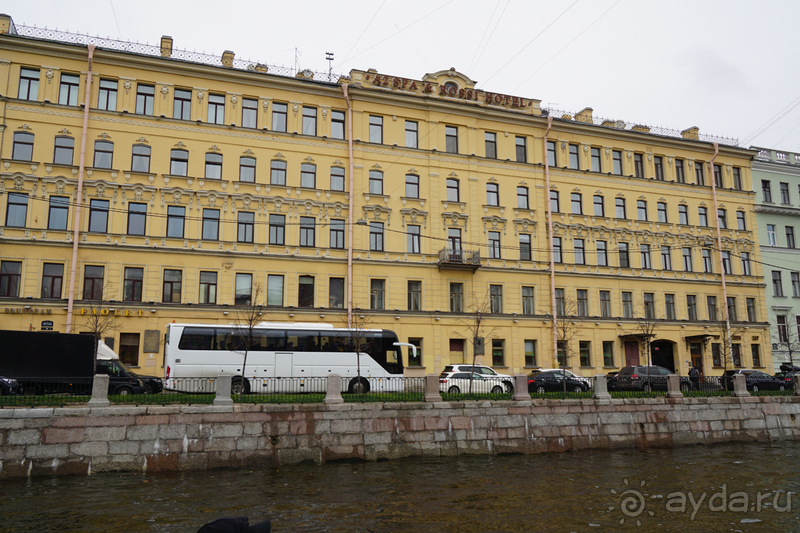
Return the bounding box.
[616,365,690,393]
[527,370,590,393]
[536,368,592,388]
[723,369,787,392]
[778,371,796,389]
[440,364,513,392]
[0,376,20,396]
[606,371,619,391]
[439,372,506,394]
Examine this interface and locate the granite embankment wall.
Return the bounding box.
[2,396,800,478]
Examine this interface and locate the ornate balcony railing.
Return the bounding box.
[438,248,481,271]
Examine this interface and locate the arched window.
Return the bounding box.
[300,163,316,188]
[240,156,256,182]
[270,160,287,185]
[330,166,345,191]
[93,140,114,169]
[170,149,189,176]
[205,153,222,179]
[369,170,383,195]
[131,144,151,173]
[12,132,35,161]
[53,136,75,165]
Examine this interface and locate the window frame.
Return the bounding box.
[237,211,255,243]
[93,140,114,169]
[302,106,317,136]
[87,199,110,233]
[135,83,155,116]
[173,88,192,120]
[202,208,220,241]
[269,214,286,245]
[170,149,189,176]
[12,132,34,161]
[485,131,497,159]
[18,67,40,100]
[207,93,225,124]
[58,72,80,106]
[123,267,144,302]
[130,144,151,173]
[40,263,64,299]
[369,115,383,144]
[408,280,422,311]
[127,202,147,236]
[272,102,288,132]
[329,219,345,249]
[445,126,459,153]
[486,183,499,206]
[516,136,527,163]
[6,192,29,228]
[199,271,218,305]
[47,196,69,230]
[405,120,418,148]
[166,205,185,238]
[239,156,256,183]
[299,216,316,247]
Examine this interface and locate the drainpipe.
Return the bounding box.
[342,83,355,328]
[66,44,94,333]
[708,143,732,362]
[543,117,557,364]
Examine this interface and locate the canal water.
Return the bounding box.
[2,441,800,532]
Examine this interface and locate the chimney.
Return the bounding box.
[631,124,651,134]
[575,107,593,124]
[222,50,235,68]
[160,35,173,58]
[681,126,699,140]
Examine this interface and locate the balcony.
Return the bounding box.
[438,248,481,271]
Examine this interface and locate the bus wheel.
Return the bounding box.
[232,378,250,395]
[349,377,369,394]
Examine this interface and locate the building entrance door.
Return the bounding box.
[624,341,640,366]
[651,340,675,371]
[690,342,704,375]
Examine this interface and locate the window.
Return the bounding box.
[793,272,800,298]
[553,237,563,263]
[166,206,185,238]
[371,279,385,310]
[714,164,723,188]
[615,198,626,219]
[686,295,697,320]
[637,200,647,221]
[0,261,22,297]
[762,180,772,202]
[640,244,651,269]
[600,290,611,317]
[571,193,582,214]
[781,182,791,204]
[555,288,565,315]
[522,286,534,315]
[517,187,529,209]
[732,344,742,367]
[407,225,421,254]
[331,110,345,140]
[576,289,588,316]
[173,88,192,120]
[446,179,460,202]
[485,132,497,158]
[622,292,633,318]
[58,73,80,106]
[6,193,28,227]
[633,153,644,178]
[12,132,34,161]
[661,246,672,271]
[591,147,601,172]
[369,170,383,195]
[205,153,222,179]
[405,175,419,198]
[767,224,776,246]
[329,277,345,308]
[272,102,287,132]
[568,144,579,169]
[488,231,501,259]
[682,247,693,272]
[207,94,225,124]
[202,209,220,241]
[116,333,140,367]
[266,274,283,306]
[408,281,422,311]
[612,150,622,175]
[235,97,256,128]
[675,159,685,183]
[751,345,761,367]
[88,199,109,233]
[718,209,727,229]
[702,249,713,273]
[550,190,560,213]
[199,271,217,304]
[18,67,40,100]
[131,145,151,173]
[127,202,146,236]
[547,141,557,166]
[787,227,796,248]
[654,156,664,180]
[405,120,418,148]
[707,296,718,321]
[732,167,742,190]
[574,239,585,265]
[698,207,708,227]
[170,149,189,176]
[695,161,705,185]
[123,267,143,302]
[95,79,118,112]
[678,205,688,225]
[93,140,113,169]
[330,167,345,191]
[741,252,752,276]
[597,240,608,266]
[593,195,604,217]
[657,202,667,223]
[489,285,502,313]
[445,126,458,153]
[369,115,383,143]
[270,160,287,185]
[746,298,756,322]
[51,137,75,166]
[47,196,69,231]
[736,211,746,231]
[299,216,316,247]
[516,136,527,162]
[665,294,676,320]
[492,339,505,367]
[579,341,591,367]
[618,242,630,268]
[370,222,384,251]
[721,251,732,275]
[450,283,463,313]
[778,315,788,343]
[557,341,566,367]
[41,263,63,299]
[486,183,499,206]
[83,265,104,300]
[235,273,252,306]
[238,212,254,243]
[603,341,614,367]
[712,344,721,367]
[302,106,317,136]
[239,156,256,183]
[330,219,345,249]
[773,271,784,296]
[407,338,423,366]
[727,297,738,322]
[525,340,537,367]
[300,163,316,188]
[519,234,531,261]
[269,215,284,244]
[135,84,155,115]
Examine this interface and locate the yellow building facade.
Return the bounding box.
[0,16,771,378]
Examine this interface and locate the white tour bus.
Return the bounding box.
[163,322,405,394]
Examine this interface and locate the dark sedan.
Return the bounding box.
[723,370,788,392]
[0,376,20,396]
[528,370,590,393]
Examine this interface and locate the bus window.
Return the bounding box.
[287,330,319,352]
[179,327,215,350]
[263,330,286,350]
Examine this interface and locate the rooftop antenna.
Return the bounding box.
[294,47,301,75]
[326,52,334,81]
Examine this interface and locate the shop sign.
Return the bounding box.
[80,308,144,317]
[4,307,53,314]
[41,320,54,331]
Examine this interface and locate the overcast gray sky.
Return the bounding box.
[5,0,800,152]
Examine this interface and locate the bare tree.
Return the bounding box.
[456,291,498,394]
[232,283,264,396]
[79,284,120,370]
[618,304,660,386]
[343,306,374,394]
[772,313,800,372]
[713,307,747,391]
[554,296,581,395]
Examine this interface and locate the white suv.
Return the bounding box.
[440,364,514,392]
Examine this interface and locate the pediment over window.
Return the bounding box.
[422,68,477,90]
